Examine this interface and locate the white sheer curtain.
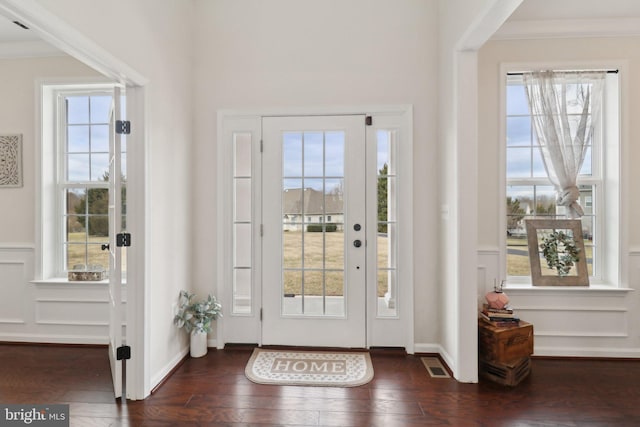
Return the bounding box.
[523,71,606,218]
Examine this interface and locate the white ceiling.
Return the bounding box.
[509,0,640,21]
[0,14,63,58]
[0,16,39,42]
[1,1,639,54]
[494,0,640,40]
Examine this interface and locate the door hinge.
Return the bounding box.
[116,120,131,135]
[116,233,131,247]
[365,116,373,126]
[116,345,131,360]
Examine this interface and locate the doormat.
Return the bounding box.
[421,356,451,378]
[245,348,374,387]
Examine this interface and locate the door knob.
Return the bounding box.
[101,243,110,251]
[353,239,362,248]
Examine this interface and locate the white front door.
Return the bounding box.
[262,115,367,347]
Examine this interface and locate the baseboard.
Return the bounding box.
[534,346,640,358]
[414,343,455,371]
[0,333,108,345]
[0,341,106,348]
[413,343,471,383]
[150,346,189,392]
[413,343,443,354]
[150,340,220,394]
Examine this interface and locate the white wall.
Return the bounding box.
[0,56,125,343]
[192,0,440,347]
[478,36,640,357]
[437,0,522,381]
[23,0,196,391]
[0,56,99,242]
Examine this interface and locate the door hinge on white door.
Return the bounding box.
[116,345,131,360]
[116,233,131,247]
[116,120,131,135]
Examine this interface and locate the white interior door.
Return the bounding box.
[108,86,124,398]
[262,115,366,347]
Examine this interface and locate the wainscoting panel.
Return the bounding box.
[515,306,628,338]
[0,245,126,345]
[478,247,640,358]
[0,261,27,324]
[36,299,109,326]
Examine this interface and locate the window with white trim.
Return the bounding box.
[40,83,121,280]
[505,72,619,284]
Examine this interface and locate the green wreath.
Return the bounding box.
[539,230,581,277]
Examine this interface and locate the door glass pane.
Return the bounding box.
[281,131,346,317]
[233,268,251,314]
[377,130,398,317]
[234,178,251,222]
[283,270,303,315]
[234,133,252,177]
[283,231,301,268]
[232,132,253,315]
[283,133,302,177]
[234,224,251,267]
[324,227,344,269]
[304,132,323,177]
[303,228,323,268]
[325,132,344,176]
[303,270,324,316]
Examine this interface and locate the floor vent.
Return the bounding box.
[421,357,451,378]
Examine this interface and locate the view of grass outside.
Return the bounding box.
[507,236,593,276]
[66,231,109,271]
[65,180,127,275]
[66,230,128,274]
[282,230,388,297]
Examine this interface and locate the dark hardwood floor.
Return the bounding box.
[1,343,639,426]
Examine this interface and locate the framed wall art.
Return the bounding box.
[525,219,589,286]
[0,134,23,188]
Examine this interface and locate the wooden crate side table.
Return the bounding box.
[478,319,533,364]
[478,319,534,386]
[479,356,531,386]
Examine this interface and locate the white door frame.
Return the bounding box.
[217,106,414,353]
[0,0,150,399]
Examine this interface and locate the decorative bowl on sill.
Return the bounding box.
[68,264,106,281]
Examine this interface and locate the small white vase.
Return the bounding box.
[190,330,208,358]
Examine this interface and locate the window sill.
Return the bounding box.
[503,282,633,294]
[31,278,126,286]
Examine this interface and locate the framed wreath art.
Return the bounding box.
[525,219,589,286]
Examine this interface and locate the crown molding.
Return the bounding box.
[0,40,63,58]
[492,17,640,40]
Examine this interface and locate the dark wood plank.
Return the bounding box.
[1,343,640,426]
